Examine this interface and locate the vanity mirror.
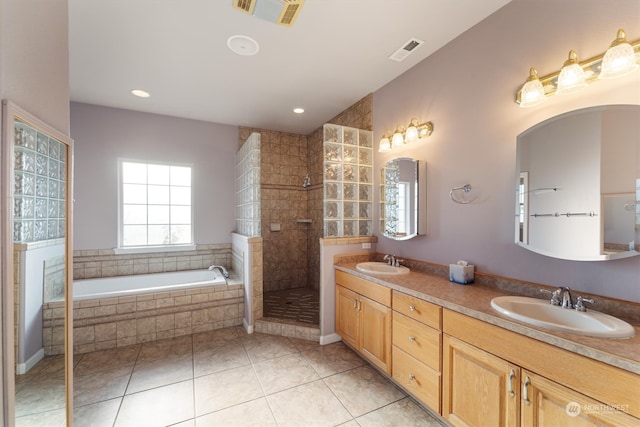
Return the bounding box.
[515,105,639,261]
[380,157,427,240]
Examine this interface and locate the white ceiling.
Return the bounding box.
[69,0,511,135]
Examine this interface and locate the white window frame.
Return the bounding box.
[116,159,195,253]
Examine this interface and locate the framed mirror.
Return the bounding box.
[2,100,73,424]
[380,157,427,240]
[515,105,639,261]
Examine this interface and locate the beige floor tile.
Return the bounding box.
[137,334,193,363]
[15,407,66,427]
[172,420,196,427]
[241,334,299,363]
[253,353,320,395]
[324,365,406,417]
[115,380,194,427]
[195,397,277,427]
[193,343,250,377]
[74,344,140,376]
[73,397,121,427]
[302,342,366,378]
[355,397,443,427]
[126,353,194,394]
[74,366,132,407]
[194,366,264,416]
[267,380,353,427]
[193,327,242,352]
[14,376,66,417]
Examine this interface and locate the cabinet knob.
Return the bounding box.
[409,305,416,312]
[408,336,416,343]
[408,374,415,381]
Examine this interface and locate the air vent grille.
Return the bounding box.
[280,3,301,25]
[233,0,255,14]
[389,38,425,62]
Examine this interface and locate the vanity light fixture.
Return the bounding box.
[378,119,434,152]
[516,28,640,107]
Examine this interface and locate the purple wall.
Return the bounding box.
[373,0,640,302]
[70,102,238,249]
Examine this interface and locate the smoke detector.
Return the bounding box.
[232,0,304,27]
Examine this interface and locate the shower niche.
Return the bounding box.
[323,124,373,238]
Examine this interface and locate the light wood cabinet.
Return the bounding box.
[335,271,392,374]
[392,291,443,413]
[443,309,640,426]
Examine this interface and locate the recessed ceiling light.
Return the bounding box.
[293,107,305,114]
[131,89,150,98]
[227,35,260,56]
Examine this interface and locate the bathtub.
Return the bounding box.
[73,269,227,301]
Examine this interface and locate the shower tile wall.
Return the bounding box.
[237,95,372,294]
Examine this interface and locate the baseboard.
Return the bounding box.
[319,333,342,345]
[243,318,254,334]
[16,348,45,375]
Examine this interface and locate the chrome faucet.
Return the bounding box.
[558,286,573,309]
[208,265,229,278]
[383,254,395,266]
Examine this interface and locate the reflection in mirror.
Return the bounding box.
[2,101,72,424]
[515,105,640,261]
[380,158,426,240]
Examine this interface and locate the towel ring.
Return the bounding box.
[450,184,476,204]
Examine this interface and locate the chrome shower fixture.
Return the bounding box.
[302,174,311,188]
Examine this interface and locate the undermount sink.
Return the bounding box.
[356,262,410,275]
[490,296,635,339]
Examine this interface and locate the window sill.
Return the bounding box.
[114,244,197,255]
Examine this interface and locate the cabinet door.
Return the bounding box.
[443,335,520,427]
[336,285,358,348]
[359,295,392,374]
[522,370,640,427]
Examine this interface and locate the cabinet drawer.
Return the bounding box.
[392,346,441,413]
[393,290,441,330]
[336,270,391,306]
[393,312,441,371]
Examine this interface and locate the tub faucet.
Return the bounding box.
[208,265,229,278]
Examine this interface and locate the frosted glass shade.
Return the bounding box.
[600,42,638,79]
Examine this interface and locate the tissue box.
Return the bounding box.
[449,263,475,285]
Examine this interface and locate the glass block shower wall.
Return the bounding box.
[323,124,373,237]
[13,121,67,242]
[236,132,261,237]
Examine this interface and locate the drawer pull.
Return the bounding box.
[508,369,516,398]
[408,305,416,312]
[408,374,415,381]
[353,299,357,309]
[408,336,416,343]
[523,376,531,405]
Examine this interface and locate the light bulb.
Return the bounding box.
[519,68,547,107]
[391,126,405,147]
[378,133,391,152]
[405,119,419,143]
[600,29,639,79]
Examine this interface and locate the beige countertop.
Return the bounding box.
[335,263,640,375]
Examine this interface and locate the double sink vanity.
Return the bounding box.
[334,261,639,426]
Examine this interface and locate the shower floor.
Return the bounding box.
[263,287,319,325]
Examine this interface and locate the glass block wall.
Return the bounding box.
[236,132,261,237]
[380,159,400,236]
[323,124,373,237]
[13,120,67,242]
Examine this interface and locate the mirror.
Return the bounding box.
[2,101,73,424]
[515,105,640,261]
[380,157,427,240]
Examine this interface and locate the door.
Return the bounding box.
[443,335,519,427]
[359,295,391,374]
[335,285,358,348]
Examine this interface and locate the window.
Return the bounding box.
[397,181,410,236]
[119,160,193,247]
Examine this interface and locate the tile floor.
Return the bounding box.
[263,287,320,325]
[15,326,445,427]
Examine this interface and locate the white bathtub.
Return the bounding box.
[73,269,227,301]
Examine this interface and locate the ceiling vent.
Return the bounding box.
[389,38,424,62]
[232,0,304,27]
